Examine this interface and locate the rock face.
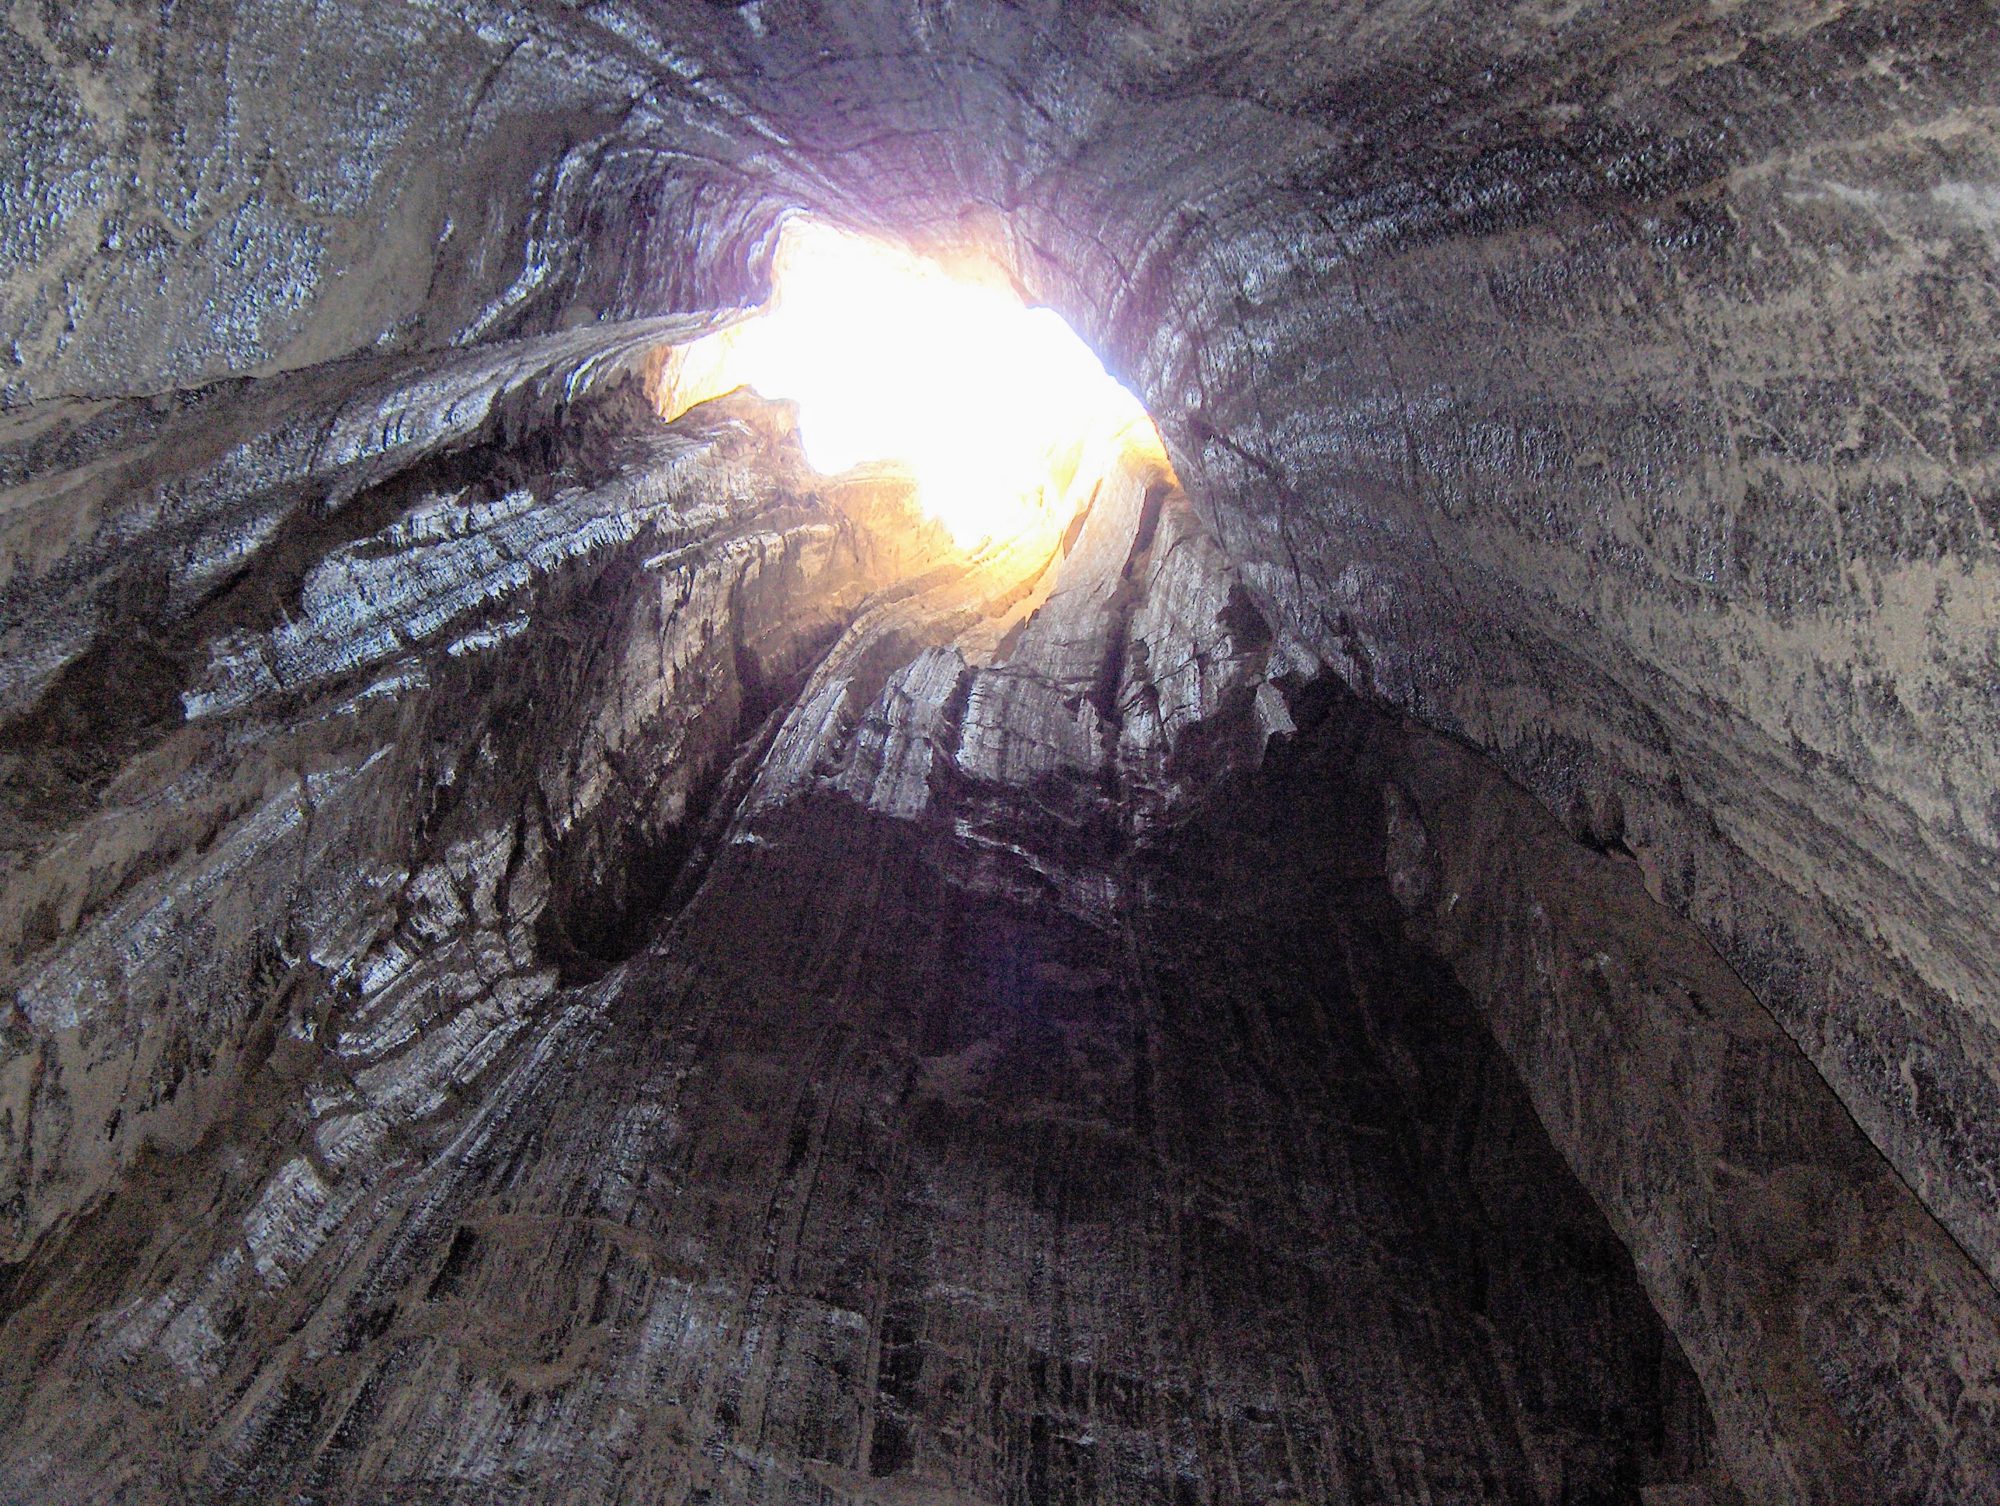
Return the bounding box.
[0,693,1733,1505]
[2,1,1998,1502]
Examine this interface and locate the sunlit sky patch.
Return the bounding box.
[659,219,1160,547]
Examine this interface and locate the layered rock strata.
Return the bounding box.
[7,0,1995,1292]
[2,1,1998,1500]
[0,392,1739,1504]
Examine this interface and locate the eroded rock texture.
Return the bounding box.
[2,1,1998,1502]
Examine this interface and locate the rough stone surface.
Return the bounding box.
[1,0,1998,1501]
[0,410,1743,1504]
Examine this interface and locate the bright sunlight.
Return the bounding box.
[657,219,1160,547]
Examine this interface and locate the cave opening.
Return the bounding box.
[653,216,1168,550]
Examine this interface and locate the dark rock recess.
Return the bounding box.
[1,2,1996,1502]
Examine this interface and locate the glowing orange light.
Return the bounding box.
[660,219,1158,547]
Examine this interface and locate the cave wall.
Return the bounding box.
[0,363,921,1256]
[693,0,2000,1301]
[1028,0,2000,1297]
[0,0,769,399]
[8,0,1993,1290]
[1334,682,2000,1502]
[0,420,1738,1503]
[2,1,1999,1502]
[0,713,1735,1505]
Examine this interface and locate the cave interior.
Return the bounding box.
[0,2,1998,1503]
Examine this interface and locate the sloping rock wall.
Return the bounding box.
[2,2,1997,1500]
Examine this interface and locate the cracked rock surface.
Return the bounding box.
[2,1,1998,1502]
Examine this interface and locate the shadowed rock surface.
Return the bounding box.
[2,2,1998,1502]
